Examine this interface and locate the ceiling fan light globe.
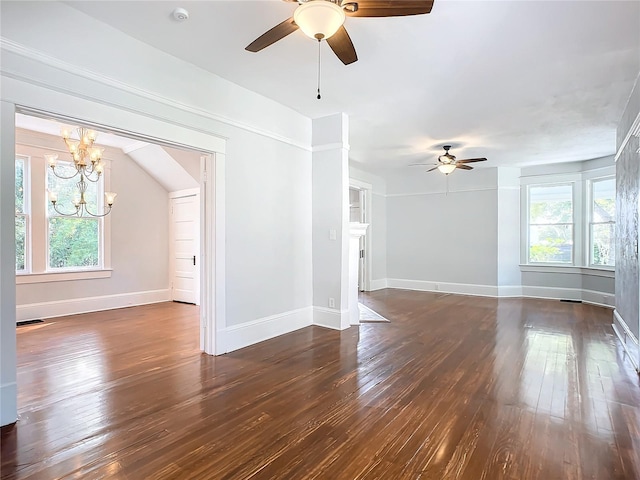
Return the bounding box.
[294,1,346,40]
[437,164,456,175]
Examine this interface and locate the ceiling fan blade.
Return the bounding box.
[245,18,299,52]
[456,158,487,164]
[427,166,439,172]
[456,164,473,170]
[409,163,437,166]
[346,0,434,17]
[326,26,358,65]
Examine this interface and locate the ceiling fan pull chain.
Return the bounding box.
[317,38,322,100]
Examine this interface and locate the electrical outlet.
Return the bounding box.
[329,297,335,308]
[434,284,439,291]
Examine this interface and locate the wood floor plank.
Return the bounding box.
[2,293,639,479]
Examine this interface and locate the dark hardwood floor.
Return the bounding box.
[2,290,639,479]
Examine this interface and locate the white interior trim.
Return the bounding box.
[0,383,17,426]
[349,178,373,293]
[16,289,171,322]
[16,269,112,284]
[612,309,639,372]
[1,38,310,152]
[375,278,614,306]
[387,278,499,297]
[313,306,349,330]
[219,307,313,354]
[370,278,388,291]
[615,110,640,162]
[519,265,615,278]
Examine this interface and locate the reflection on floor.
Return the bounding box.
[358,302,390,323]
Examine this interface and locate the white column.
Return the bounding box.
[1,100,18,426]
[312,113,351,330]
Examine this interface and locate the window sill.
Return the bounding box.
[16,269,112,284]
[519,264,614,278]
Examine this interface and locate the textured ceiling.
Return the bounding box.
[66,0,640,171]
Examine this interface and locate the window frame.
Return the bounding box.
[15,155,30,274]
[45,158,105,272]
[587,175,616,268]
[14,135,112,283]
[525,181,577,266]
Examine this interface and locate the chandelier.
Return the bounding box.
[45,126,117,217]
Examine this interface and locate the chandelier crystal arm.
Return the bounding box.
[46,126,116,218]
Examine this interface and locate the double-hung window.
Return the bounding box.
[589,177,615,267]
[527,184,574,264]
[46,160,101,270]
[15,156,29,272]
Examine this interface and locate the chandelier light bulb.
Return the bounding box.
[45,154,58,168]
[105,192,117,206]
[47,190,58,203]
[60,126,73,139]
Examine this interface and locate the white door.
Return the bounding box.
[171,194,199,304]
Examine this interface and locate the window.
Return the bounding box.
[528,184,573,264]
[15,156,28,272]
[589,177,615,266]
[47,161,101,270]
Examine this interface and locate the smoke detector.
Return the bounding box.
[172,7,189,21]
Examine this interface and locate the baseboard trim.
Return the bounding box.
[219,307,313,354]
[313,306,350,330]
[498,285,523,297]
[369,279,388,291]
[376,278,614,306]
[612,310,639,372]
[582,289,615,308]
[0,382,17,427]
[16,289,171,322]
[387,278,498,297]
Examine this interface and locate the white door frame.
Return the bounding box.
[9,106,226,357]
[349,178,373,292]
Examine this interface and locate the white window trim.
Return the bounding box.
[14,140,112,281]
[16,269,113,284]
[587,175,616,268]
[520,166,616,272]
[15,155,30,274]
[522,181,579,266]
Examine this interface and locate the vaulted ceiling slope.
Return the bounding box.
[62,1,640,169]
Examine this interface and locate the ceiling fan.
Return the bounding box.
[411,145,487,175]
[245,0,435,66]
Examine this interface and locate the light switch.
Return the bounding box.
[329,229,337,240]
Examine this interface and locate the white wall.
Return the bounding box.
[385,167,501,295]
[15,129,171,319]
[0,0,314,425]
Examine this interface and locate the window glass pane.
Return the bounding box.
[15,158,24,214]
[529,225,573,263]
[16,215,26,271]
[591,224,615,266]
[47,162,98,217]
[49,217,99,269]
[529,185,573,224]
[592,178,615,222]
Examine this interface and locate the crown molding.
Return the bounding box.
[0,38,312,153]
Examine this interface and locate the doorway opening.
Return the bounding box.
[349,179,373,292]
[12,109,219,357]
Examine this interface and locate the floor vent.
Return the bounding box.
[560,299,582,303]
[17,319,44,326]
